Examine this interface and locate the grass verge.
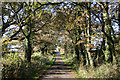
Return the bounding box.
[35,53,56,79]
[60,53,120,78]
[1,52,56,80]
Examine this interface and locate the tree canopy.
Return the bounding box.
[2,2,120,66]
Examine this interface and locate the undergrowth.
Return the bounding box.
[1,52,55,79]
[61,53,120,78]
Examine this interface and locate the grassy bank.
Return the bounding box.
[60,53,120,78]
[1,52,56,79]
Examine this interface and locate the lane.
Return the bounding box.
[39,52,75,79]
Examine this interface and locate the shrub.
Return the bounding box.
[1,52,54,79]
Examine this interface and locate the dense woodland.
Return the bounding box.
[1,1,120,79]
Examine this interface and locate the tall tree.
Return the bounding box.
[86,2,93,66]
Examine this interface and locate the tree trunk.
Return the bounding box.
[84,12,90,65]
[25,35,32,63]
[80,43,86,65]
[86,2,93,66]
[74,30,80,60]
[75,45,80,60]
[104,2,113,63]
[25,21,33,63]
[41,47,45,55]
[65,41,67,58]
[117,2,120,64]
[100,12,106,64]
[27,37,32,62]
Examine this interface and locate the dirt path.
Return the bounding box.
[38,52,75,80]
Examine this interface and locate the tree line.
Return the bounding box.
[2,2,120,67]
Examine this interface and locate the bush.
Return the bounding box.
[1,52,23,78]
[76,63,119,78]
[61,53,120,78]
[1,52,54,79]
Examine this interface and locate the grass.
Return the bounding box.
[60,53,72,66]
[29,53,56,79]
[36,53,56,78]
[75,63,120,78]
[1,52,56,79]
[60,52,120,78]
